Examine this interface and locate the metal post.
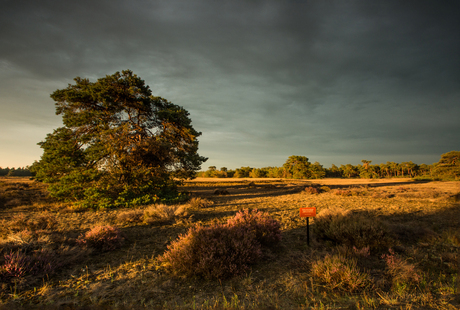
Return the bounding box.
[307,217,310,246]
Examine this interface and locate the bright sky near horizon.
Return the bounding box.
[1,0,459,170]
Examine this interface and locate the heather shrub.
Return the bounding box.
[311,254,370,292]
[334,189,353,196]
[382,249,420,289]
[159,223,262,279]
[77,225,124,251]
[226,209,281,246]
[314,207,392,252]
[303,187,320,195]
[352,246,371,257]
[2,249,58,279]
[2,250,32,278]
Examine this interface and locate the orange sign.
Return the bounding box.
[300,207,316,217]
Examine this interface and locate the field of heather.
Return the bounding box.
[0,177,459,309]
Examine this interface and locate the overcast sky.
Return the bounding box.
[1,0,459,170]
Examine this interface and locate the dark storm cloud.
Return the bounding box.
[1,0,459,168]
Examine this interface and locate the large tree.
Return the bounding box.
[32,70,207,208]
[283,155,314,179]
[434,151,460,180]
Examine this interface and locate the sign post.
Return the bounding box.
[299,207,316,246]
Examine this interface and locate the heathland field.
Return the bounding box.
[0,177,459,309]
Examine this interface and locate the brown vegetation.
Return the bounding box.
[0,177,459,309]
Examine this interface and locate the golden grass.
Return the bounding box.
[0,176,459,309]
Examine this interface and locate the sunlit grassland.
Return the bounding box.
[1,176,459,309]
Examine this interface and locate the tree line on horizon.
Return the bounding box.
[196,151,460,181]
[2,151,458,181]
[0,167,32,177]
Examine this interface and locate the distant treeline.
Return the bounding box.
[0,167,33,177]
[197,151,460,181]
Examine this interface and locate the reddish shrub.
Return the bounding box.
[159,209,282,279]
[382,249,420,287]
[2,249,58,279]
[334,189,353,196]
[77,225,124,251]
[159,223,261,279]
[303,187,320,194]
[2,251,31,278]
[226,209,281,246]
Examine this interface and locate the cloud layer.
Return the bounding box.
[1,0,459,168]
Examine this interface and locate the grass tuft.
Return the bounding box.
[311,253,371,292]
[314,207,392,252]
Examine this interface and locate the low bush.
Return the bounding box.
[311,254,370,292]
[334,189,353,196]
[77,225,124,251]
[320,186,331,192]
[159,223,261,279]
[159,209,281,279]
[303,187,320,195]
[314,207,392,252]
[382,249,420,289]
[226,209,281,246]
[2,249,58,279]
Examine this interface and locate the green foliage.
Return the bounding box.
[283,155,312,179]
[433,151,460,180]
[195,151,459,181]
[0,167,32,177]
[32,70,207,208]
[233,166,253,178]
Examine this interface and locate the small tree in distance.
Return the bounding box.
[32,70,207,208]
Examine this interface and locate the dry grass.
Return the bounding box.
[0,176,459,309]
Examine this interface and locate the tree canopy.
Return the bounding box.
[32,70,207,208]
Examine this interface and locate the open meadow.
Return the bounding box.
[0,177,459,309]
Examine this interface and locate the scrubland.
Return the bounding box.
[0,177,459,309]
